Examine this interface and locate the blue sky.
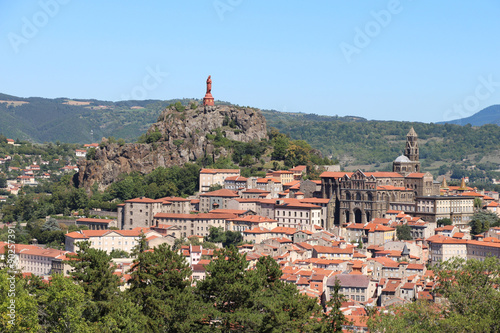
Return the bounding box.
[1,1,500,122]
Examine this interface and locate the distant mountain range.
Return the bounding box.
[437,104,500,126]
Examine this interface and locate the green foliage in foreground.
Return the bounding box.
[0,243,337,332]
[368,256,500,332]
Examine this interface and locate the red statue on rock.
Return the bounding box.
[203,75,214,106]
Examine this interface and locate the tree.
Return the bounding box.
[128,243,207,332]
[205,226,225,243]
[368,257,500,332]
[41,217,61,232]
[36,274,90,333]
[285,140,311,167]
[207,184,223,192]
[433,256,500,332]
[109,249,129,258]
[197,248,323,332]
[474,197,483,209]
[271,133,289,161]
[223,230,243,247]
[0,269,40,332]
[321,278,350,332]
[367,300,441,333]
[130,233,149,257]
[437,218,452,227]
[65,241,121,323]
[396,224,413,240]
[206,226,242,247]
[469,210,499,235]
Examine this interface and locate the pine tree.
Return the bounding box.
[321,277,350,332]
[128,243,207,332]
[65,241,121,322]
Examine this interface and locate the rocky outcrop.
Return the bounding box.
[74,104,267,191]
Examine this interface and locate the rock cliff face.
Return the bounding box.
[74,104,267,191]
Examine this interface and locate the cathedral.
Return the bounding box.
[321,128,440,228]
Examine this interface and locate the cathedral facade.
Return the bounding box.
[321,128,440,228]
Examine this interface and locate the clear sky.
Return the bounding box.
[1,1,500,123]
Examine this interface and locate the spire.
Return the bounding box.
[407,127,417,137]
[404,127,419,162]
[441,177,448,189]
[459,177,467,191]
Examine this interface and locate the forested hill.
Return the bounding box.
[261,109,500,172]
[0,93,184,143]
[1,93,500,174]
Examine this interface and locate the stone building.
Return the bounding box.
[199,189,239,212]
[117,196,193,230]
[199,169,240,193]
[321,128,440,228]
[414,195,475,225]
[392,127,420,176]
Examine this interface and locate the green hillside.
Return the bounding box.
[1,94,500,179]
[0,95,187,143]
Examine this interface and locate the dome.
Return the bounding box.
[394,155,411,163]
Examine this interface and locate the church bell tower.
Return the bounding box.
[405,127,419,162]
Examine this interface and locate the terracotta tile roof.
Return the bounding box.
[460,191,484,197]
[224,176,248,181]
[426,234,466,244]
[242,189,270,194]
[200,168,239,174]
[229,215,277,223]
[124,197,163,203]
[159,196,190,202]
[405,173,427,178]
[289,165,307,172]
[346,223,365,230]
[272,170,293,174]
[382,279,401,292]
[296,276,310,285]
[295,242,313,250]
[270,227,297,235]
[320,171,353,178]
[365,171,404,178]
[273,237,293,243]
[18,247,68,258]
[407,264,424,270]
[154,212,237,220]
[209,209,248,215]
[256,177,281,184]
[369,257,399,268]
[435,225,455,231]
[243,227,270,234]
[200,189,239,197]
[313,245,353,254]
[364,222,395,232]
[299,198,330,204]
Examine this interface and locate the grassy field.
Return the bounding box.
[0,100,29,107]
